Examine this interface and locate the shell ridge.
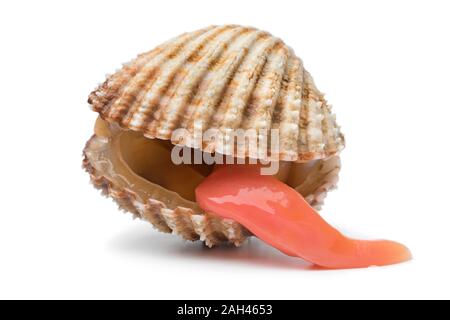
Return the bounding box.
[214,39,282,156]
[298,68,310,158]
[174,207,200,241]
[282,55,304,160]
[320,98,338,153]
[202,215,227,247]
[104,28,209,121]
[153,27,251,138]
[89,47,163,115]
[241,43,289,158]
[241,42,289,131]
[268,52,293,129]
[185,31,270,136]
[115,42,191,125]
[267,51,300,160]
[303,71,330,157]
[295,157,341,208]
[109,26,215,124]
[141,25,240,137]
[128,25,235,132]
[179,31,263,130]
[211,37,280,136]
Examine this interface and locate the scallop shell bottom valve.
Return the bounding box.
[83,25,345,246]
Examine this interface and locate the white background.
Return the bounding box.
[0,0,449,300]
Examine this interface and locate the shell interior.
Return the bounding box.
[83,117,341,246]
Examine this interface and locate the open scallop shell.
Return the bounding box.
[84,25,344,246]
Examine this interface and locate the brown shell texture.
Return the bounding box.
[88,25,344,162]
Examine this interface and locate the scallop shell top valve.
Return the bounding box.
[84,25,345,246]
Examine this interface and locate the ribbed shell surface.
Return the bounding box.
[89,25,344,162]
